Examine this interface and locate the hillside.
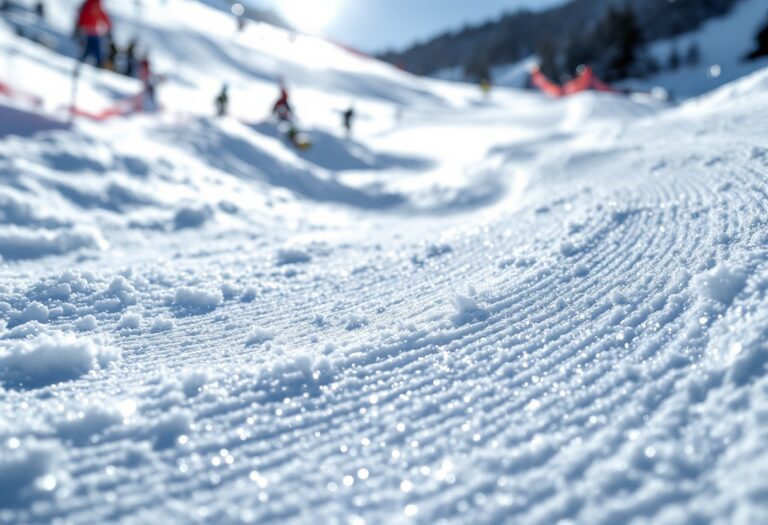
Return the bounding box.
[380,0,763,91]
[2,1,768,524]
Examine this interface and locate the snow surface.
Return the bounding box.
[1,1,768,524]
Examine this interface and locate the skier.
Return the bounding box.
[123,39,137,77]
[139,54,158,111]
[215,84,229,117]
[272,80,293,122]
[342,105,355,138]
[75,0,112,68]
[34,1,44,19]
[105,35,119,71]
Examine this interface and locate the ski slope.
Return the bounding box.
[2,1,768,524]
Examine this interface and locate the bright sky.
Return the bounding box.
[251,0,567,52]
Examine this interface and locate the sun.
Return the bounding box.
[279,0,340,34]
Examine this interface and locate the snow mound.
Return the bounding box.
[245,328,276,347]
[0,226,105,261]
[55,404,123,446]
[0,333,120,389]
[248,352,336,399]
[451,294,490,326]
[173,205,214,230]
[174,287,223,312]
[150,316,175,333]
[696,264,748,305]
[0,439,62,507]
[276,248,312,266]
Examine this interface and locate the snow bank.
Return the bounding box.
[0,333,120,389]
[0,226,105,261]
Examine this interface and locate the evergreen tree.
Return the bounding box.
[747,13,768,60]
[593,4,645,81]
[685,42,701,66]
[667,45,681,70]
[563,31,599,77]
[536,38,559,79]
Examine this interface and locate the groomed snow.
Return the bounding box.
[1,1,768,524]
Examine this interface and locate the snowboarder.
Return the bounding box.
[342,106,355,138]
[287,125,311,150]
[272,81,293,122]
[75,0,112,69]
[215,84,229,117]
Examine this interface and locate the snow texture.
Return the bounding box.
[1,0,768,524]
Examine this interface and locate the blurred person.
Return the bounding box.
[105,35,119,71]
[479,77,492,100]
[123,39,137,77]
[75,0,112,68]
[215,84,229,117]
[34,1,44,19]
[342,105,355,138]
[272,80,293,122]
[139,54,158,111]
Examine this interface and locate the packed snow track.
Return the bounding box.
[2,1,768,524]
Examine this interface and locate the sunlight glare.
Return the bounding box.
[279,0,340,34]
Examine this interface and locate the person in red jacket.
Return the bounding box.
[272,80,293,122]
[75,0,112,68]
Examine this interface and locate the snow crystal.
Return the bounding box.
[0,226,105,261]
[0,333,120,389]
[174,287,223,311]
[276,248,312,266]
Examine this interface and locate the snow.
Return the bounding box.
[0,332,119,389]
[173,286,223,311]
[1,0,768,523]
